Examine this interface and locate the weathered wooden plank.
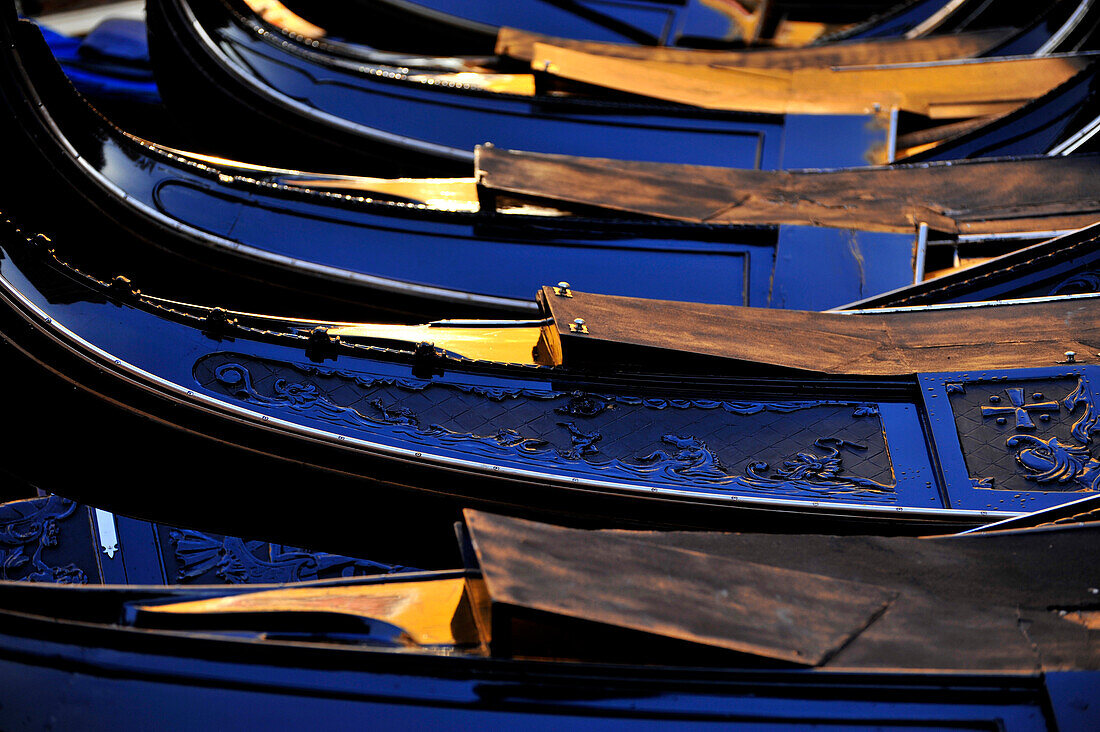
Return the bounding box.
[527,44,1091,116]
[497,27,1010,67]
[466,511,1100,671]
[466,510,895,666]
[539,286,1100,375]
[130,579,475,646]
[477,146,1100,234]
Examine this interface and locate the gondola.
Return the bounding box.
[0,507,1095,730]
[3,200,1100,562]
[7,13,1100,320]
[145,0,1100,175]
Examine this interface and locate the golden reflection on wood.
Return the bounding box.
[1062,610,1100,629]
[286,177,481,210]
[132,578,473,646]
[924,256,999,280]
[769,20,836,47]
[529,44,1090,117]
[241,0,325,38]
[326,323,552,365]
[497,27,1008,67]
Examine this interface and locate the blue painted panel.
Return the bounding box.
[230,40,777,168]
[152,180,774,307]
[780,115,888,169]
[116,514,168,585]
[769,226,915,310]
[403,0,680,44]
[1044,671,1100,732]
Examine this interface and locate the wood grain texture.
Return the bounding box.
[465,511,1100,671]
[465,510,894,666]
[540,286,1100,375]
[477,146,1100,234]
[497,27,1010,67]
[527,44,1091,116]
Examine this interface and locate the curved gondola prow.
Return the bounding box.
[0,12,458,319]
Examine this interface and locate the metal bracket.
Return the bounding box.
[306,326,341,362]
[203,307,238,340]
[94,509,119,560]
[108,275,140,302]
[412,341,444,379]
[553,281,573,298]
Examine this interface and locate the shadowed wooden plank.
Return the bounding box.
[477,146,1100,234]
[497,27,1010,67]
[465,510,894,666]
[539,286,1100,374]
[465,512,1100,671]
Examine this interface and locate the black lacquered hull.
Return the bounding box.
[146,0,890,175]
[0,14,916,318]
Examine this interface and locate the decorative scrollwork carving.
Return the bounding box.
[558,422,603,459]
[209,360,894,499]
[1063,379,1099,444]
[555,392,611,418]
[0,497,87,584]
[169,530,409,584]
[1006,434,1100,492]
[1050,272,1100,296]
[743,438,893,494]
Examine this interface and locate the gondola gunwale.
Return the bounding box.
[0,583,1053,700]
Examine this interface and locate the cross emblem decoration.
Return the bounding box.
[979,388,1059,430]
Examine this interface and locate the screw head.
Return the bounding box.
[1065,350,1077,362]
[574,318,585,325]
[558,281,570,288]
